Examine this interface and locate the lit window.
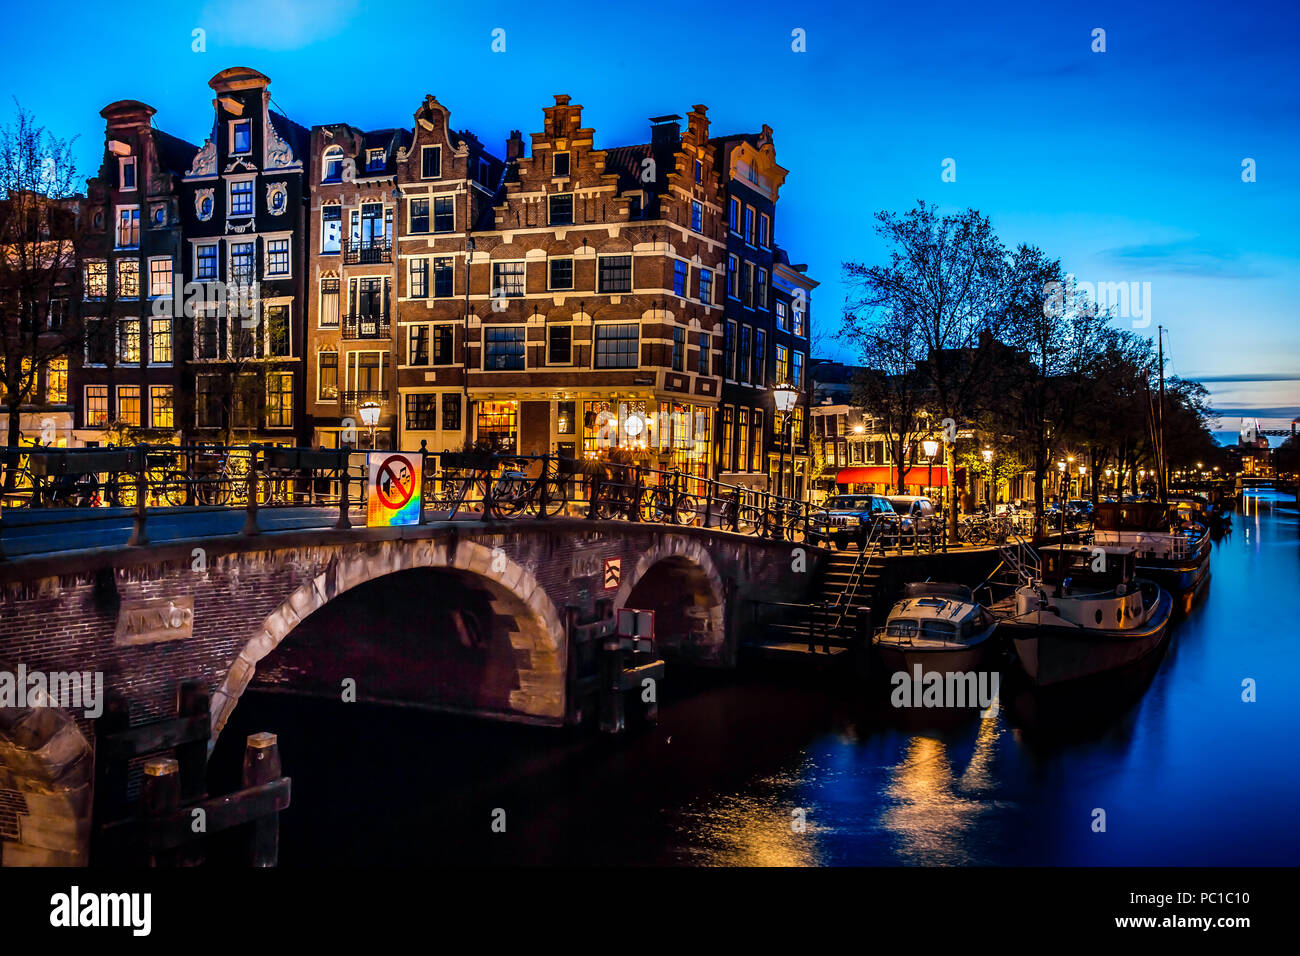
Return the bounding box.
[85,386,109,426]
[115,207,139,248]
[266,372,293,428]
[149,257,173,297]
[151,386,173,429]
[117,386,141,426]
[150,317,172,364]
[116,259,139,299]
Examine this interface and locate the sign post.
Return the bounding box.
[367,452,422,527]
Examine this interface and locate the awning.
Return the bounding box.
[834,465,949,487]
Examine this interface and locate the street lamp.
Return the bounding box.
[922,438,939,498]
[359,401,381,450]
[982,447,994,513]
[773,382,800,501]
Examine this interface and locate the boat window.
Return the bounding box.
[886,619,919,638]
[919,621,956,640]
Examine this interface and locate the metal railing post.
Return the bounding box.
[417,440,428,525]
[538,454,551,519]
[336,457,352,530]
[241,444,261,536]
[586,467,602,520]
[630,466,643,523]
[128,444,149,547]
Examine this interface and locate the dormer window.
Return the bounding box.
[231,119,251,156]
[322,146,344,183]
[553,151,570,178]
[119,156,136,191]
[366,148,385,172]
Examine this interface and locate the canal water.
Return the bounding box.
[213,491,1300,865]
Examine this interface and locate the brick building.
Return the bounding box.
[73,101,195,445]
[391,94,503,454]
[303,121,413,448]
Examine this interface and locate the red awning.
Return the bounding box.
[834,465,949,487]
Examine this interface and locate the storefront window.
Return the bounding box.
[476,401,517,453]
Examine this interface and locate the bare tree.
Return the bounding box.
[1,103,83,493]
[843,201,1020,536]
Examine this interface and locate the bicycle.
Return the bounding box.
[486,457,568,518]
[641,469,702,526]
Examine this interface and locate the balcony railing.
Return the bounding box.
[343,239,393,265]
[341,313,391,340]
[341,390,387,408]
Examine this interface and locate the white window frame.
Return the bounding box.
[229,118,252,157]
[366,148,385,172]
[116,385,142,427]
[345,350,388,392]
[119,156,137,192]
[316,349,340,402]
[226,174,256,218]
[194,241,220,282]
[83,385,109,426]
[261,299,294,358]
[148,256,173,298]
[545,323,574,367]
[148,314,173,368]
[547,256,574,291]
[115,204,140,249]
[115,258,140,300]
[263,234,292,279]
[421,145,442,180]
[228,239,256,286]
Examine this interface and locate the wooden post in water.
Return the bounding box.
[599,639,626,734]
[141,758,181,867]
[242,732,282,867]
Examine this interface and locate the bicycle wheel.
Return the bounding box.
[490,476,529,518]
[737,504,764,534]
[154,470,187,506]
[671,493,702,526]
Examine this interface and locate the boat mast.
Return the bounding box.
[1157,325,1167,505]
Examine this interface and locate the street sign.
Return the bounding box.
[367,452,422,527]
[603,557,621,589]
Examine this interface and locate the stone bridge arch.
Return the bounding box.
[612,535,728,663]
[209,538,565,745]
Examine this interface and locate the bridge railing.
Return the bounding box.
[0,443,963,557]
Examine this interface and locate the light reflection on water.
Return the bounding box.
[218,492,1300,866]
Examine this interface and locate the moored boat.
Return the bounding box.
[873,582,999,678]
[1092,501,1211,602]
[996,544,1173,687]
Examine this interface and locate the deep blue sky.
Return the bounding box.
[4,0,1297,429]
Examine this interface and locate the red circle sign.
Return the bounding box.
[375,455,415,510]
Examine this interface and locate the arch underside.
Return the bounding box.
[211,539,566,745]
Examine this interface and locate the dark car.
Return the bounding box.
[809,494,901,550]
[887,495,940,540]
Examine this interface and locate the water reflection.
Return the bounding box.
[217,491,1300,866]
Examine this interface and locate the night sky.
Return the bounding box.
[4,0,1296,429]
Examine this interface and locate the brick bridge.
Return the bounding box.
[0,517,822,865]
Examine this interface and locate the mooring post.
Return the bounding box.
[141,758,181,867]
[242,732,283,867]
[599,638,626,734]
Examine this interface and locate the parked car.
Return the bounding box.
[809,494,902,550]
[887,495,941,541]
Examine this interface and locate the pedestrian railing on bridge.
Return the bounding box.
[0,442,965,560]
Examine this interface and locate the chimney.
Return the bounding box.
[506,130,525,161]
[649,114,682,148]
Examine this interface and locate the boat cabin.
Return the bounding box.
[1040,544,1136,589]
[882,584,992,645]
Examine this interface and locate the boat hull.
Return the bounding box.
[1006,587,1173,687]
[874,637,996,680]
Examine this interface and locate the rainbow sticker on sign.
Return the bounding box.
[367,452,422,527]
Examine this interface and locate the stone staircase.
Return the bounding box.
[745,545,886,661]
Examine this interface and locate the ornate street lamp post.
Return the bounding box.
[982,447,994,513]
[773,382,800,501]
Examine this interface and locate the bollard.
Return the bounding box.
[242,732,282,867]
[141,758,181,867]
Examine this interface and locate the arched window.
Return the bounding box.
[321,146,343,183]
